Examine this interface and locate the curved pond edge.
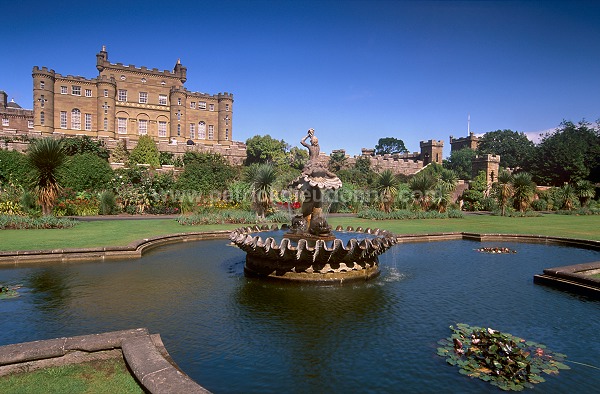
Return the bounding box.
[0,328,210,393]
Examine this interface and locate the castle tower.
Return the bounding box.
[32,66,56,133]
[419,140,444,165]
[217,92,233,144]
[169,87,186,140]
[472,154,501,185]
[96,45,108,72]
[96,75,116,138]
[450,132,479,152]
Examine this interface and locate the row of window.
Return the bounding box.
[1,118,34,128]
[59,109,93,131]
[116,118,217,139]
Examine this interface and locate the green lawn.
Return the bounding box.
[0,358,143,394]
[1,214,599,252]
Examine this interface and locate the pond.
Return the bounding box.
[1,239,599,393]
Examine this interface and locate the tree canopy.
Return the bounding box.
[476,129,534,170]
[245,135,290,166]
[375,137,408,155]
[529,120,600,185]
[443,148,476,180]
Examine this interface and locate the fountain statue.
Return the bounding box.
[230,129,397,283]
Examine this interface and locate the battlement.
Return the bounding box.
[419,139,444,146]
[32,66,56,76]
[474,154,500,163]
[103,62,182,79]
[217,92,234,100]
[54,73,96,83]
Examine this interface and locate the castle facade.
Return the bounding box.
[32,46,233,147]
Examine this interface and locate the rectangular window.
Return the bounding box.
[118,118,127,134]
[159,94,167,105]
[28,120,34,128]
[104,118,108,131]
[60,111,67,128]
[199,123,206,139]
[104,89,108,97]
[85,114,92,131]
[1,118,8,126]
[40,81,45,89]
[40,112,45,125]
[225,129,229,140]
[190,123,195,139]
[60,86,67,94]
[158,121,167,137]
[139,92,148,104]
[198,102,206,109]
[72,86,81,96]
[225,104,229,111]
[85,89,92,97]
[118,89,127,102]
[138,119,147,135]
[190,102,196,109]
[208,125,214,140]
[71,110,81,130]
[177,98,181,105]
[209,104,215,111]
[177,124,181,136]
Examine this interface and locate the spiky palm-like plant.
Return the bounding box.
[432,168,458,213]
[575,180,595,207]
[493,170,514,216]
[511,172,536,212]
[376,169,399,213]
[409,171,437,211]
[557,183,578,210]
[27,138,66,215]
[249,163,277,218]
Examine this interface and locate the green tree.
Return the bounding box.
[375,169,399,213]
[460,171,488,211]
[287,146,308,171]
[245,135,289,166]
[27,138,66,215]
[129,135,160,167]
[443,148,477,180]
[110,139,129,163]
[59,153,113,192]
[511,172,536,212]
[375,137,408,155]
[476,130,535,170]
[61,135,110,161]
[556,183,578,210]
[431,167,458,213]
[529,120,600,185]
[491,170,514,216]
[328,151,348,172]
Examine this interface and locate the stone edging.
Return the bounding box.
[0,328,210,393]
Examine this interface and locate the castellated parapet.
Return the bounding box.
[472,154,501,185]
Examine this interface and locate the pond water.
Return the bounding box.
[1,239,599,393]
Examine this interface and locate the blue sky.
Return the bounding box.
[3,0,599,156]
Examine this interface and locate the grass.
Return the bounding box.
[0,358,143,394]
[0,214,599,252]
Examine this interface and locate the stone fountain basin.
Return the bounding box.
[229,225,397,283]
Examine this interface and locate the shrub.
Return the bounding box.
[0,214,77,229]
[530,199,548,211]
[129,135,160,167]
[0,149,31,187]
[59,153,113,192]
[99,191,117,215]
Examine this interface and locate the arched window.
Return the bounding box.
[71,108,81,130]
[198,121,206,139]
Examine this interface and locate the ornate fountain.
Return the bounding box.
[230,129,397,283]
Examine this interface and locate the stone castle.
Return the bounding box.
[1,47,497,176]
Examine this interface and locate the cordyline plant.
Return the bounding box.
[437,323,569,391]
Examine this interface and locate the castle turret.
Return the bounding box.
[32,66,56,133]
[169,87,186,140]
[420,139,444,165]
[96,45,108,72]
[173,59,187,84]
[450,132,479,152]
[96,75,116,137]
[217,92,233,144]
